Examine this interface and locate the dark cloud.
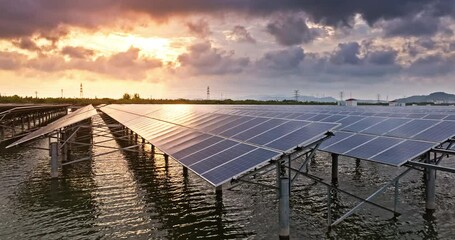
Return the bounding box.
[186,19,211,38]
[330,42,361,65]
[266,16,320,46]
[256,47,304,71]
[226,25,256,43]
[407,54,455,76]
[365,50,398,65]
[381,14,451,37]
[2,1,454,38]
[12,37,41,52]
[177,41,249,75]
[61,46,94,59]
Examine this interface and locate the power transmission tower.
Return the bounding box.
[294,90,300,102]
[377,94,380,103]
[207,86,210,100]
[35,91,38,98]
[340,91,344,101]
[80,83,83,98]
[61,89,63,98]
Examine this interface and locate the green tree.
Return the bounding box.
[122,93,131,100]
[133,93,140,100]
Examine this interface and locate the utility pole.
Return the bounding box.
[35,91,38,98]
[207,86,210,100]
[294,90,299,102]
[61,89,63,98]
[80,83,83,98]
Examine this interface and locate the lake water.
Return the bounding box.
[1,115,455,239]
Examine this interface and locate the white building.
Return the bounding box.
[389,100,406,107]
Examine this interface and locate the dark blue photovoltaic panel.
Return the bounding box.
[361,118,411,135]
[152,128,193,144]
[198,115,241,132]
[210,116,255,134]
[190,144,256,174]
[341,117,386,132]
[444,115,455,121]
[389,113,408,118]
[324,134,375,154]
[232,119,287,141]
[386,119,438,138]
[369,140,436,166]
[179,140,238,166]
[308,114,331,121]
[321,115,347,123]
[172,136,224,159]
[193,114,233,129]
[423,114,447,120]
[159,132,208,152]
[406,113,426,118]
[412,121,455,142]
[275,112,295,118]
[266,122,336,151]
[202,149,279,186]
[320,131,354,149]
[294,113,317,120]
[374,113,392,117]
[218,118,268,137]
[344,137,403,159]
[247,121,308,145]
[336,116,364,127]
[286,113,305,119]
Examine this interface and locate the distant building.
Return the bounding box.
[389,100,406,107]
[339,98,357,106]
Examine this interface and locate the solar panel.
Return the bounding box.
[7,105,97,148]
[386,119,438,138]
[323,134,375,155]
[369,140,436,166]
[343,137,403,160]
[100,104,337,186]
[412,121,455,142]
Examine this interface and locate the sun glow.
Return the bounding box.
[62,29,191,63]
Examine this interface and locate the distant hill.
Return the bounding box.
[396,92,455,103]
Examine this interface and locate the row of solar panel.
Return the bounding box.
[221,109,455,121]
[222,105,455,115]
[100,105,336,186]
[7,105,98,148]
[217,110,455,143]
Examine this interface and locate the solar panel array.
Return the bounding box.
[100,104,338,186]
[7,105,98,148]
[215,105,455,166]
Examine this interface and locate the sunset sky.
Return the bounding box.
[0,1,454,100]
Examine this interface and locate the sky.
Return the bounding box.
[0,1,454,100]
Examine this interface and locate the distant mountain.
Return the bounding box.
[395,92,455,103]
[244,94,337,103]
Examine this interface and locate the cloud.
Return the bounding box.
[2,1,454,39]
[330,42,361,65]
[0,46,162,80]
[226,25,256,43]
[256,47,305,71]
[186,19,211,38]
[177,41,249,75]
[266,15,320,46]
[12,37,41,52]
[407,54,455,77]
[0,51,26,70]
[61,46,95,59]
[381,13,452,37]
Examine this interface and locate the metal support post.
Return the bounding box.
[331,153,339,185]
[151,145,155,156]
[394,180,399,214]
[279,176,290,240]
[164,154,169,168]
[183,166,188,177]
[327,185,332,226]
[216,185,222,196]
[50,142,59,178]
[426,164,436,210]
